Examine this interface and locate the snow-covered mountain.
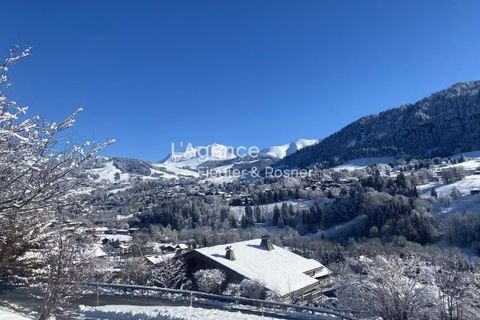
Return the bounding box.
[160,139,319,170]
[162,143,237,170]
[80,138,319,190]
[149,139,319,183]
[261,139,319,159]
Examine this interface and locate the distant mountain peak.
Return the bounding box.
[262,139,319,159]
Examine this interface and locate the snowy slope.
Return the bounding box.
[86,157,199,185]
[416,150,480,215]
[150,163,199,179]
[89,160,129,183]
[432,175,480,198]
[417,150,480,198]
[440,156,480,172]
[261,139,318,159]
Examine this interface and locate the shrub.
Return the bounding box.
[194,269,226,294]
[240,279,266,299]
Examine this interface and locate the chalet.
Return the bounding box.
[183,236,331,303]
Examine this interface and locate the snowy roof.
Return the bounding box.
[144,253,175,265]
[87,244,108,258]
[193,239,330,296]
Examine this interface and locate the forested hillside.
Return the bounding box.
[281,81,480,168]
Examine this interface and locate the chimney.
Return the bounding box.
[225,246,236,261]
[260,235,274,251]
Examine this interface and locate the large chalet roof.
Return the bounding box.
[193,239,330,296]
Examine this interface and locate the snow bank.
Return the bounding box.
[0,306,32,320]
[80,305,278,320]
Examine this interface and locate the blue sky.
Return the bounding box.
[1,1,480,161]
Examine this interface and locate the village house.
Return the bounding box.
[183,235,331,303]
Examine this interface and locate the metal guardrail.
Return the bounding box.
[81,282,357,320]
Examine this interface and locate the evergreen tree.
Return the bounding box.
[241,204,255,228]
[254,206,262,223]
[272,205,281,225]
[281,202,288,220]
[396,172,408,190]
